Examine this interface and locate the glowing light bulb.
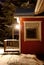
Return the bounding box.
[15,24,20,30]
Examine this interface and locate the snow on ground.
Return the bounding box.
[0,54,43,65]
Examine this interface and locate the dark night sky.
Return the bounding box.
[0,0,5,2]
[0,0,36,16]
[0,0,44,16]
[0,0,37,4]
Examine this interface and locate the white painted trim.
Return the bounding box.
[35,0,44,14]
[22,16,44,18]
[19,21,21,53]
[15,16,44,18]
[24,21,42,41]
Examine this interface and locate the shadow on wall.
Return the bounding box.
[36,54,44,60]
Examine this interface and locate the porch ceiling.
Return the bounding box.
[34,0,44,14]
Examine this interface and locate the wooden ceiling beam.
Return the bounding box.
[34,0,44,14]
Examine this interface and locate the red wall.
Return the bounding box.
[20,17,44,54]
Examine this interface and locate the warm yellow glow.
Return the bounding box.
[17,17,20,23]
[14,17,20,23]
[15,24,20,30]
[4,39,7,41]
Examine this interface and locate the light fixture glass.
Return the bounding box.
[15,24,20,30]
